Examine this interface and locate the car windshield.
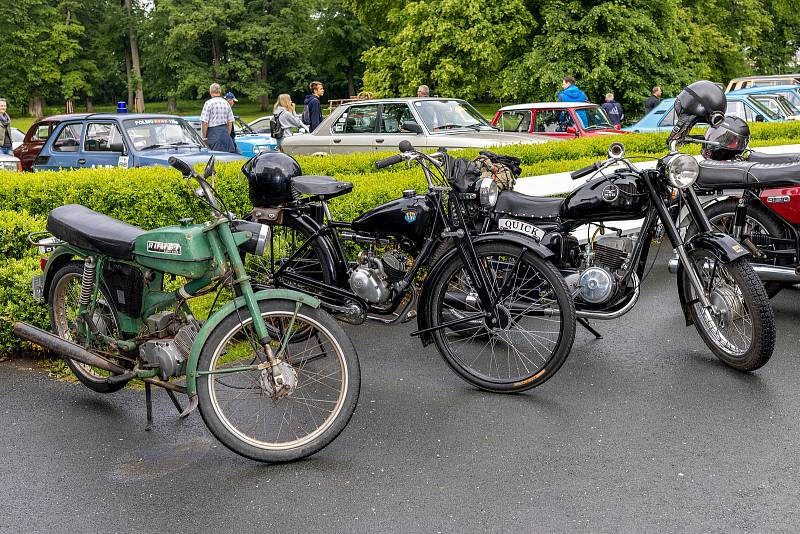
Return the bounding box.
[123,118,202,150]
[775,90,800,109]
[747,97,782,120]
[234,117,254,134]
[413,100,493,132]
[577,107,613,129]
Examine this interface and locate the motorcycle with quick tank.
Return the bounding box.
[452,82,777,372]
[13,156,360,463]
[241,144,577,393]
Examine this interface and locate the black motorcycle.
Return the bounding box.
[240,145,576,393]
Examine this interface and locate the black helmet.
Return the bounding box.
[667,80,727,146]
[242,151,302,207]
[702,115,750,160]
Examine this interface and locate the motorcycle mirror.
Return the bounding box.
[204,155,216,188]
[608,142,625,159]
[399,140,414,152]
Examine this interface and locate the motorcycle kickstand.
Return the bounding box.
[577,318,603,340]
[144,382,153,432]
[165,389,184,415]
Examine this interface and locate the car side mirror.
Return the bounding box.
[755,115,765,122]
[402,121,423,134]
[109,141,126,154]
[566,126,578,135]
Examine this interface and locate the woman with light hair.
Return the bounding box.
[272,93,307,150]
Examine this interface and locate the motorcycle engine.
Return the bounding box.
[567,235,633,304]
[140,313,200,379]
[349,250,409,304]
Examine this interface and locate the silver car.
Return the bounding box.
[281,97,555,155]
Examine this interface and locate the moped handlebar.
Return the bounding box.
[570,162,600,180]
[168,156,197,178]
[375,154,406,169]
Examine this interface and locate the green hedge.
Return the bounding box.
[0,123,797,353]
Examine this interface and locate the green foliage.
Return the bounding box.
[0,211,47,260]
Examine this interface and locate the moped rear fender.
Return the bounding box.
[41,244,97,304]
[416,232,554,346]
[675,231,750,325]
[184,289,320,398]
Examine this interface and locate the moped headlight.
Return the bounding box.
[477,178,498,208]
[666,154,699,189]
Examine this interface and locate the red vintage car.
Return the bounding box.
[14,114,89,171]
[491,102,627,139]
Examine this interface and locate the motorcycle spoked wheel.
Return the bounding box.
[679,249,775,371]
[196,299,360,462]
[48,261,135,393]
[425,242,576,393]
[687,199,793,298]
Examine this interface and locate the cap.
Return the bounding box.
[224,92,238,102]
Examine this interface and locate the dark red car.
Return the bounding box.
[491,103,626,139]
[14,114,89,171]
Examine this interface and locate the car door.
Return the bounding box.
[329,103,380,154]
[16,121,54,171]
[377,103,425,151]
[81,122,128,169]
[37,122,84,170]
[532,109,575,139]
[494,110,532,134]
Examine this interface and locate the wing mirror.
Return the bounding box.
[401,121,423,134]
[755,115,765,122]
[566,126,578,135]
[204,155,216,184]
[109,141,126,154]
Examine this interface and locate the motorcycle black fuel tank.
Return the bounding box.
[562,172,648,221]
[351,194,436,247]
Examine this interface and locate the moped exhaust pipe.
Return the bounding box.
[667,257,800,283]
[12,322,126,374]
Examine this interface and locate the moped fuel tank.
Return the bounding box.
[351,194,436,247]
[562,172,648,222]
[133,224,214,279]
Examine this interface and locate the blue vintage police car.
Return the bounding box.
[32,114,247,171]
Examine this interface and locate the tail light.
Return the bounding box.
[40,257,47,271]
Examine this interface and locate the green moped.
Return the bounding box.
[13,156,360,463]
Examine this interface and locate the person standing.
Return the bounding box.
[224,91,239,149]
[303,81,324,132]
[272,94,308,150]
[601,92,624,127]
[417,85,430,97]
[644,86,662,115]
[200,83,236,153]
[0,99,13,155]
[557,76,589,103]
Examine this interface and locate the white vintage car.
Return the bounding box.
[0,151,21,172]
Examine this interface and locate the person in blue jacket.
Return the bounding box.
[303,81,325,132]
[557,76,589,127]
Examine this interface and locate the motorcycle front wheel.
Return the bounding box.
[196,299,360,462]
[679,249,775,371]
[425,242,576,393]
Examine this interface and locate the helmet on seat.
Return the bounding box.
[242,151,302,207]
[702,115,750,161]
[667,80,727,146]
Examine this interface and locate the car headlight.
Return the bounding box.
[477,178,498,207]
[666,154,699,189]
[0,161,19,172]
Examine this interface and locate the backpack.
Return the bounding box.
[270,110,285,139]
[301,106,311,126]
[472,151,522,191]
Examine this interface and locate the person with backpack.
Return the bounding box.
[600,92,624,127]
[271,94,307,150]
[302,81,324,132]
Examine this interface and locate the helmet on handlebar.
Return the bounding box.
[702,115,750,161]
[667,80,726,147]
[242,151,302,207]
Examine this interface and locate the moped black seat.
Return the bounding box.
[493,190,563,219]
[292,175,353,199]
[47,204,145,260]
[696,159,800,190]
[746,151,800,165]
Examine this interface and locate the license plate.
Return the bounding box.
[32,274,45,302]
[497,218,545,240]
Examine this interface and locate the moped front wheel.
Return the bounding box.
[196,300,360,462]
[679,250,775,371]
[425,242,576,393]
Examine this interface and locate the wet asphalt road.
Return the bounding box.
[2,267,800,533]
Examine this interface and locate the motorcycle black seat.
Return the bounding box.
[746,151,800,165]
[46,204,145,260]
[697,159,800,189]
[292,175,353,199]
[494,190,563,219]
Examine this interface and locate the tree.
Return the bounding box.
[315,0,375,98]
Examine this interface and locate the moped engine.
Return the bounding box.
[566,235,633,305]
[140,312,200,379]
[349,251,408,304]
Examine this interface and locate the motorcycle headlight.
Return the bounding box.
[666,154,699,189]
[477,178,498,208]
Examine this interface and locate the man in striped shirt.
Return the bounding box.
[201,83,236,153]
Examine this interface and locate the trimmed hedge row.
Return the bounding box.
[0,123,797,353]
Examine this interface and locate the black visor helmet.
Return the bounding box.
[668,80,727,146]
[702,115,750,160]
[242,151,302,208]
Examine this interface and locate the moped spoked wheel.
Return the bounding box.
[196,300,360,462]
[48,262,134,393]
[679,249,775,371]
[426,242,576,393]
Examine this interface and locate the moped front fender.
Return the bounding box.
[184,289,320,399]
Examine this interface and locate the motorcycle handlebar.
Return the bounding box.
[570,162,600,180]
[375,154,406,169]
[168,156,197,177]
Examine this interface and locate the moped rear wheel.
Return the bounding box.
[196,300,360,462]
[426,242,576,393]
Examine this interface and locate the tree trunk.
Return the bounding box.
[167,96,177,113]
[65,99,74,114]
[28,96,45,119]
[347,66,355,98]
[124,0,145,112]
[211,31,221,79]
[124,46,134,108]
[85,97,94,112]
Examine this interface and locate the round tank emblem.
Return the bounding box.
[601,184,619,202]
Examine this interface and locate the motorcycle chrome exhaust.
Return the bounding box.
[667,257,800,283]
